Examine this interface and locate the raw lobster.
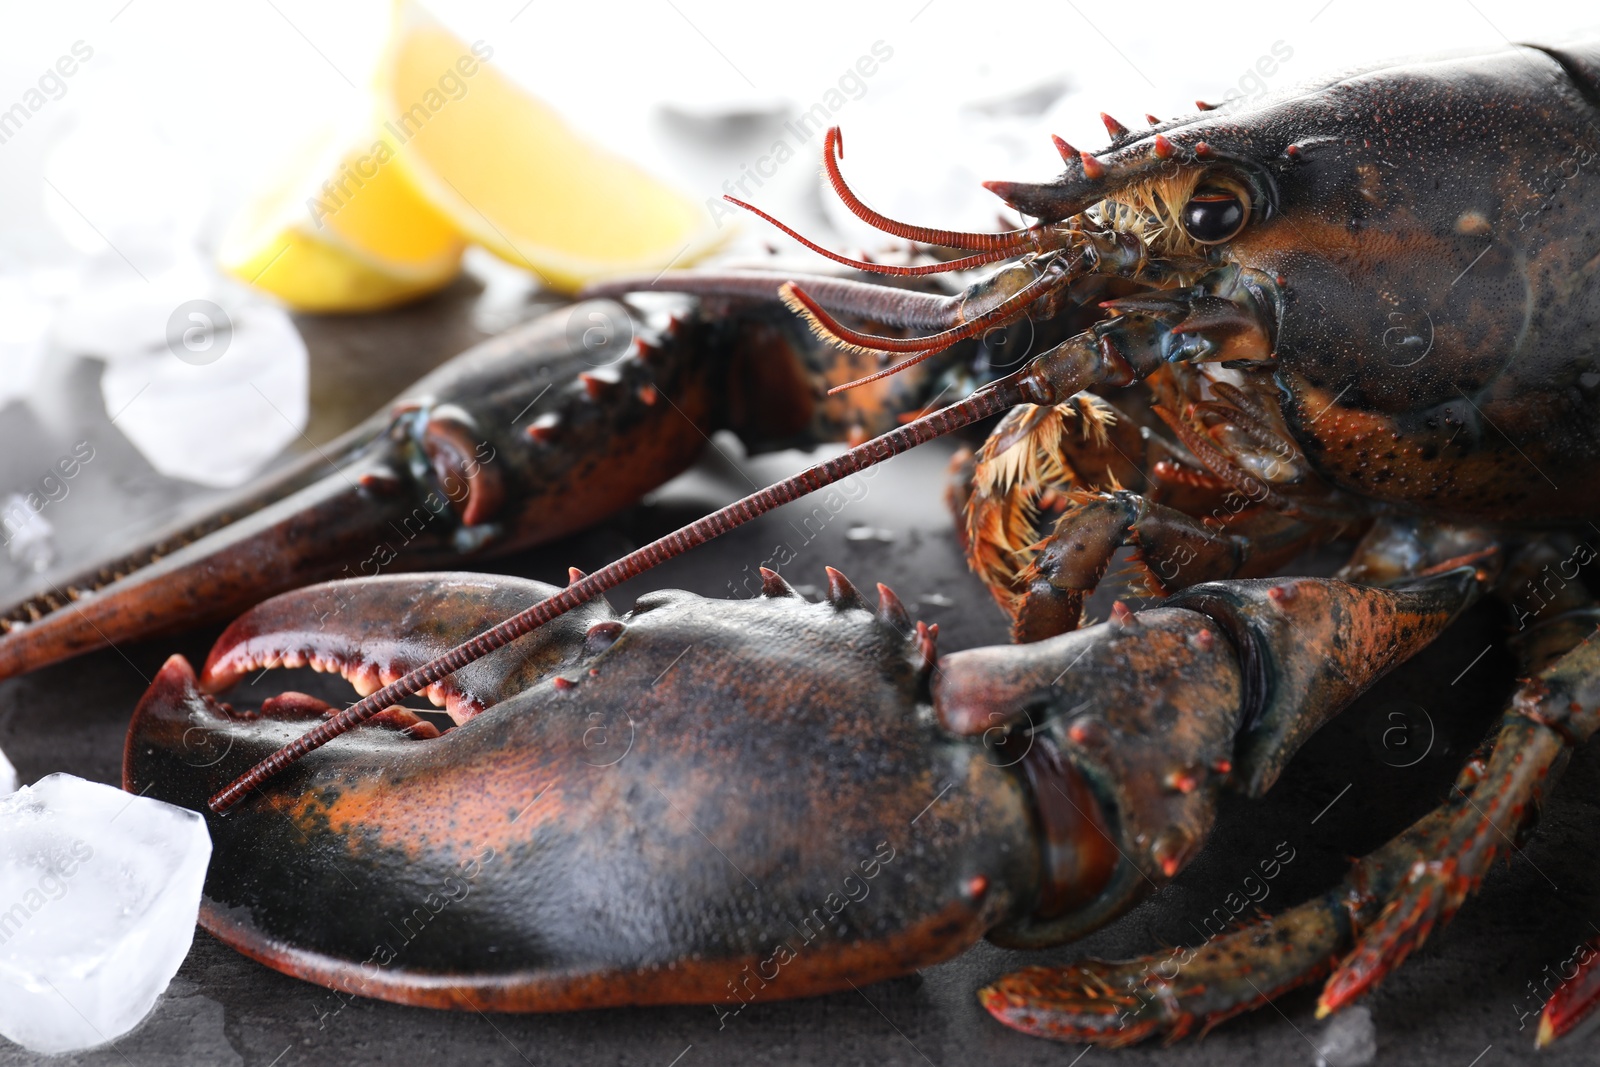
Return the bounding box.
[77,30,1600,1046]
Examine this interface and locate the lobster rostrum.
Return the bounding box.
[59,31,1600,1047]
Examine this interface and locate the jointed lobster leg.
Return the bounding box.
[1543,921,1600,1044]
[978,702,1560,1046]
[954,391,1332,643]
[956,361,1346,642]
[1008,490,1324,643]
[982,538,1600,1046]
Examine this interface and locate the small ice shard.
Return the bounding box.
[845,525,896,543]
[918,593,954,609]
[0,773,211,1054]
[1314,1005,1376,1067]
[0,493,54,573]
[0,748,15,796]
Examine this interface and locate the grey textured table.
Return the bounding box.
[0,278,1594,1065]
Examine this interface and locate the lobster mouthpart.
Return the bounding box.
[126,572,1040,1010]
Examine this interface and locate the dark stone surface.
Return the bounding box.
[0,281,1594,1064]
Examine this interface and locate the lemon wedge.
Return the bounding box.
[219,125,466,313]
[376,2,723,292]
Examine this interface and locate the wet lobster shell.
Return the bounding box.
[124,574,1037,1009]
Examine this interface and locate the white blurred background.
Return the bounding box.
[0,0,1594,493]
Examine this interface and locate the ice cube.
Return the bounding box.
[0,773,211,1054]
[98,281,309,488]
[1314,1004,1377,1067]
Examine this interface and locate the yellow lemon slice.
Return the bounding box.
[219,125,466,314]
[377,2,723,292]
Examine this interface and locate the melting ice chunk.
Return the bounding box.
[0,773,211,1054]
[1314,1004,1377,1067]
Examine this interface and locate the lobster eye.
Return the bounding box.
[1181,186,1249,244]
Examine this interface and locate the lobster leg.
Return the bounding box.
[981,897,1348,1046]
[1542,938,1600,1046]
[954,394,1169,593]
[1009,490,1323,642]
[954,368,1341,643]
[980,540,1600,1047]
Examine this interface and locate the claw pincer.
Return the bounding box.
[125,562,1478,1014]
[0,304,709,680]
[126,573,1038,1009]
[1,287,952,682]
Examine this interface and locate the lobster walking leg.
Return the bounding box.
[1010,490,1323,642]
[953,393,1193,600]
[1543,924,1600,1044]
[979,539,1600,1046]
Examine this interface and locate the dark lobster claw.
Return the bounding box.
[0,413,476,680]
[0,303,719,681]
[195,572,593,723]
[125,567,1480,1016]
[125,573,1039,1010]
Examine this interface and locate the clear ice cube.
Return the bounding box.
[0,773,211,1054]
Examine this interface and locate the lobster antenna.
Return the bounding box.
[208,371,1039,812]
[782,257,1070,394]
[722,195,1015,276]
[819,127,1047,252]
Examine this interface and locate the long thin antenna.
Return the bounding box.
[819,127,1045,252]
[723,195,1015,276]
[208,373,1032,812]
